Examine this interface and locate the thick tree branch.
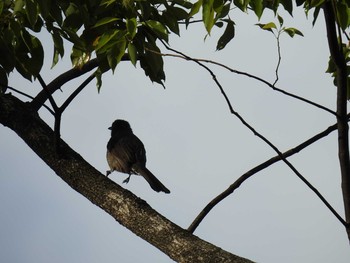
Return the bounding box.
[188,119,350,233]
[324,2,350,239]
[0,94,253,263]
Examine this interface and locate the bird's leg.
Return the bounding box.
[123,174,131,184]
[106,170,112,177]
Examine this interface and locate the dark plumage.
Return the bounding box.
[106,119,170,194]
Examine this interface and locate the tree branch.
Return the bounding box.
[37,74,59,112]
[60,73,95,113]
[0,93,254,263]
[323,2,350,239]
[31,58,100,111]
[188,119,350,233]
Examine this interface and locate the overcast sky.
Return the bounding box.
[1,5,350,263]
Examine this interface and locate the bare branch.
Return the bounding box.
[60,74,95,113]
[160,44,346,232]
[149,48,336,116]
[188,118,350,233]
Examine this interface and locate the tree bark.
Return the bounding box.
[323,2,350,240]
[0,93,253,263]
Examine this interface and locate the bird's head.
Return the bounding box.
[109,119,133,136]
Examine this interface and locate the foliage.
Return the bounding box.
[1,0,350,93]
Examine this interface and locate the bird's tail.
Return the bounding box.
[133,164,170,194]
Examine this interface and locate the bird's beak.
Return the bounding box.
[108,126,112,130]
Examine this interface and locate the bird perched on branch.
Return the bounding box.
[106,119,170,194]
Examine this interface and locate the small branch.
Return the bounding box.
[188,118,350,233]
[60,73,95,113]
[273,32,282,86]
[148,48,336,116]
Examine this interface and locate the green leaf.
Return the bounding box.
[126,18,137,38]
[163,10,180,35]
[95,30,119,51]
[100,0,117,7]
[71,48,90,68]
[107,39,127,72]
[337,2,350,30]
[51,30,64,68]
[0,67,8,90]
[36,0,51,19]
[95,68,102,92]
[215,21,224,28]
[140,42,165,84]
[296,0,305,6]
[234,0,249,12]
[189,0,202,18]
[0,36,15,72]
[280,0,293,16]
[310,0,325,8]
[250,0,263,19]
[277,14,284,26]
[92,17,119,28]
[0,1,4,15]
[216,20,235,50]
[18,30,44,77]
[144,20,168,41]
[326,56,336,74]
[216,3,230,19]
[203,0,215,33]
[283,27,304,37]
[14,0,25,13]
[25,0,39,27]
[256,22,276,33]
[128,42,137,66]
[168,6,189,20]
[312,6,321,26]
[347,77,350,100]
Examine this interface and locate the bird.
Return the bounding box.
[106,119,170,194]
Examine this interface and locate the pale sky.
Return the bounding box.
[1,6,350,263]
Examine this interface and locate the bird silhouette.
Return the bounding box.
[106,119,170,193]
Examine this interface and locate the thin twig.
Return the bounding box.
[60,73,95,112]
[188,118,350,232]
[273,33,282,86]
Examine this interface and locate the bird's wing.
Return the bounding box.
[109,135,146,165]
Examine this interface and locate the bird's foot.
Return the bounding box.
[106,170,112,177]
[123,175,131,184]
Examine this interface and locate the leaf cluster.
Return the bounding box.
[0,0,192,89]
[1,0,350,92]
